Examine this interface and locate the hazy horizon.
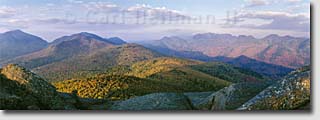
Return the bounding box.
[0,29,311,43]
[0,0,310,41]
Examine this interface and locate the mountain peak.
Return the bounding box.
[233,55,254,62]
[237,55,250,59]
[238,35,255,40]
[263,34,301,41]
[78,32,96,36]
[263,34,283,39]
[5,29,24,33]
[0,30,48,61]
[265,34,280,38]
[2,30,30,36]
[265,34,281,39]
[51,32,106,45]
[106,37,126,45]
[54,32,128,46]
[160,36,172,40]
[73,32,104,39]
[193,33,233,40]
[1,30,46,41]
[109,37,121,39]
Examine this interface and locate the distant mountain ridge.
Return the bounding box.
[0,30,311,110]
[139,33,310,68]
[0,31,158,81]
[1,32,116,69]
[0,30,48,62]
[0,30,306,82]
[140,43,294,79]
[212,55,294,79]
[105,37,127,45]
[50,32,110,45]
[50,32,126,46]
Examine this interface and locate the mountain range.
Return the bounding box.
[0,31,161,81]
[139,33,310,69]
[0,30,302,81]
[0,30,311,110]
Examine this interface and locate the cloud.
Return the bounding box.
[126,4,191,20]
[34,18,79,24]
[244,0,269,8]
[286,0,302,4]
[236,11,310,32]
[0,19,29,30]
[0,6,16,18]
[84,2,120,13]
[286,3,309,13]
[0,2,193,31]
[74,3,193,24]
[0,1,310,40]
[46,3,55,7]
[68,0,84,4]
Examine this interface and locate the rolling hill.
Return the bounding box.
[102,57,269,92]
[53,75,182,100]
[121,57,202,78]
[33,44,163,81]
[227,55,294,78]
[52,58,234,100]
[52,57,271,101]
[106,57,268,83]
[189,62,267,83]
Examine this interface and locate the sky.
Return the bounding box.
[0,0,310,42]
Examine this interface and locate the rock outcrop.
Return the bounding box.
[0,64,75,110]
[88,82,267,111]
[211,82,268,110]
[0,64,311,111]
[237,66,311,110]
[109,93,193,110]
[183,92,215,110]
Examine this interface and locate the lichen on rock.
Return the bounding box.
[237,66,311,110]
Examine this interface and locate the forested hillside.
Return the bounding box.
[34,44,162,81]
[52,57,272,100]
